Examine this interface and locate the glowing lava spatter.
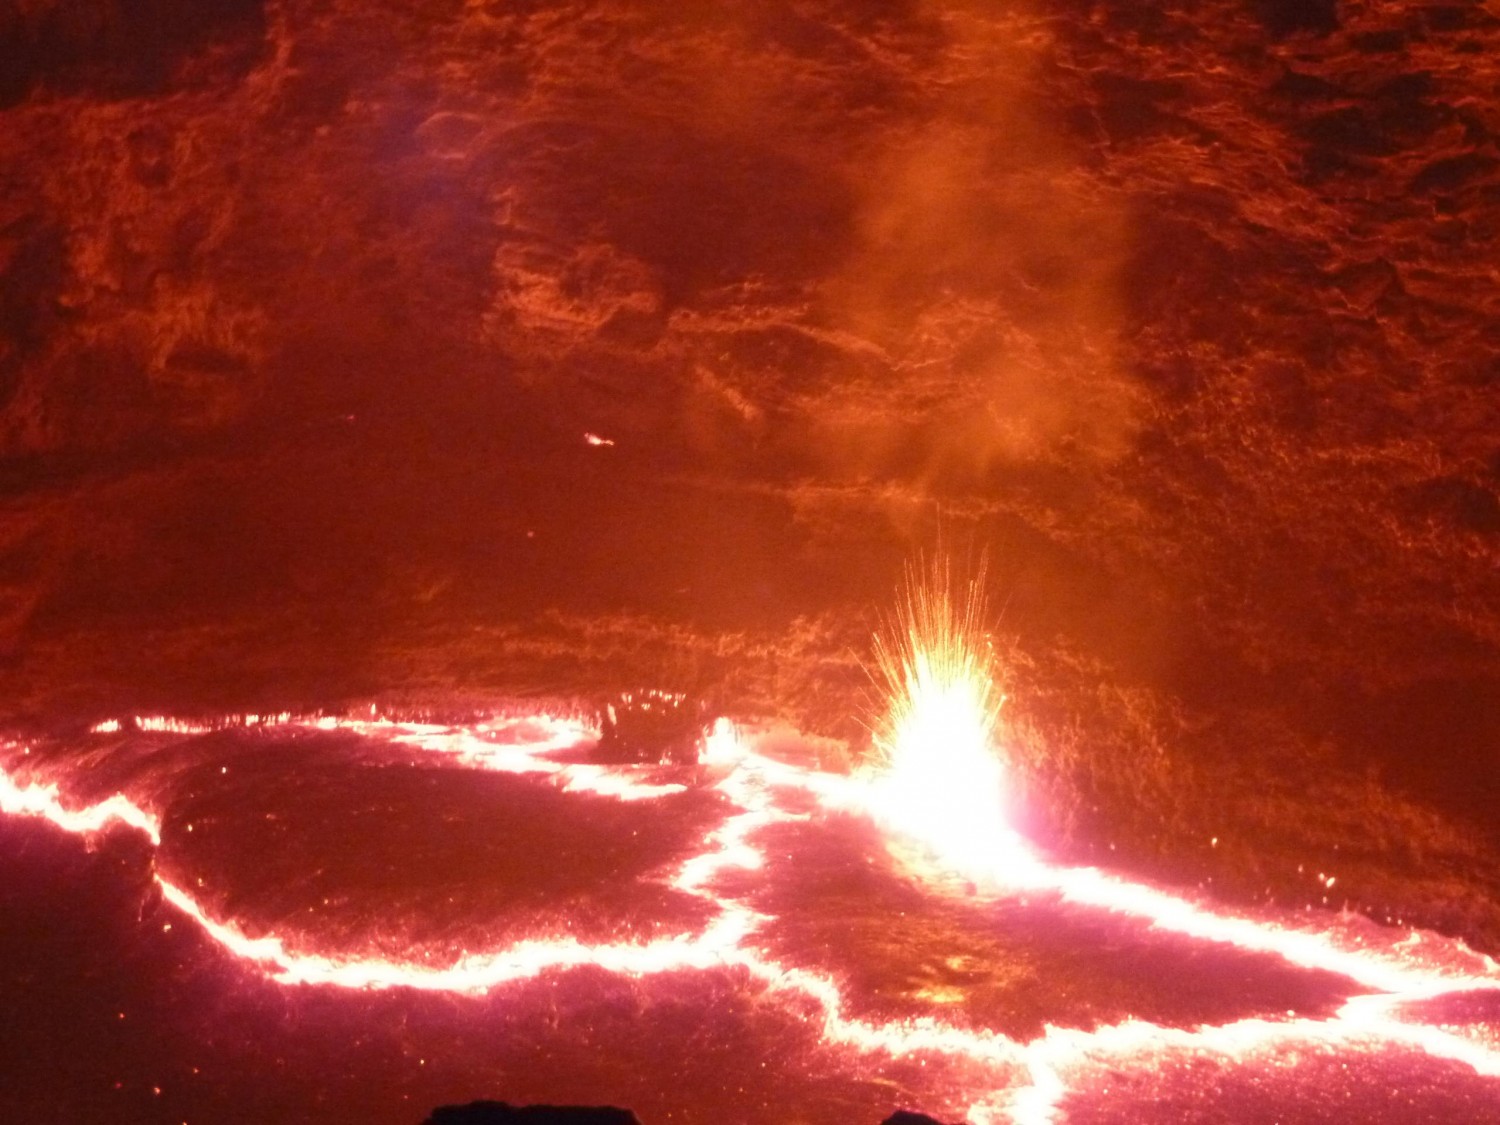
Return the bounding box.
[850,564,1500,997]
[4,694,1500,1122]
[865,555,1025,876]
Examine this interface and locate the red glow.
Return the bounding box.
[3,713,1500,1121]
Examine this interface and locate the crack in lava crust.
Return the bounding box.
[4,713,1500,1123]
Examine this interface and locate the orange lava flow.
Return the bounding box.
[4,702,1500,1121]
[0,766,163,845]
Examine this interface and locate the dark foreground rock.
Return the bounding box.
[594,690,708,765]
[421,1104,953,1125]
[881,1112,955,1125]
[422,1103,639,1125]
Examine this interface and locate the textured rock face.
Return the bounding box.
[0,0,267,107]
[0,1,1497,940]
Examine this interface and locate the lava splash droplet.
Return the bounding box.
[865,555,1026,879]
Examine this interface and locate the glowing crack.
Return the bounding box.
[3,710,1500,1124]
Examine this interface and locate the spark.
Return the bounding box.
[848,558,1493,998]
[583,432,615,447]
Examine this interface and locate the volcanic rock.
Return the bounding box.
[880,1112,956,1125]
[594,690,708,766]
[422,1104,639,1125]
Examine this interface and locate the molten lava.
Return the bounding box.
[866,557,1026,879]
[3,695,1500,1122]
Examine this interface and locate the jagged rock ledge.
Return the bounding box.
[422,1103,952,1125]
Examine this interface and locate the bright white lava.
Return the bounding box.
[865,558,1027,879]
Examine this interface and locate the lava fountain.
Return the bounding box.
[865,556,1028,880]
